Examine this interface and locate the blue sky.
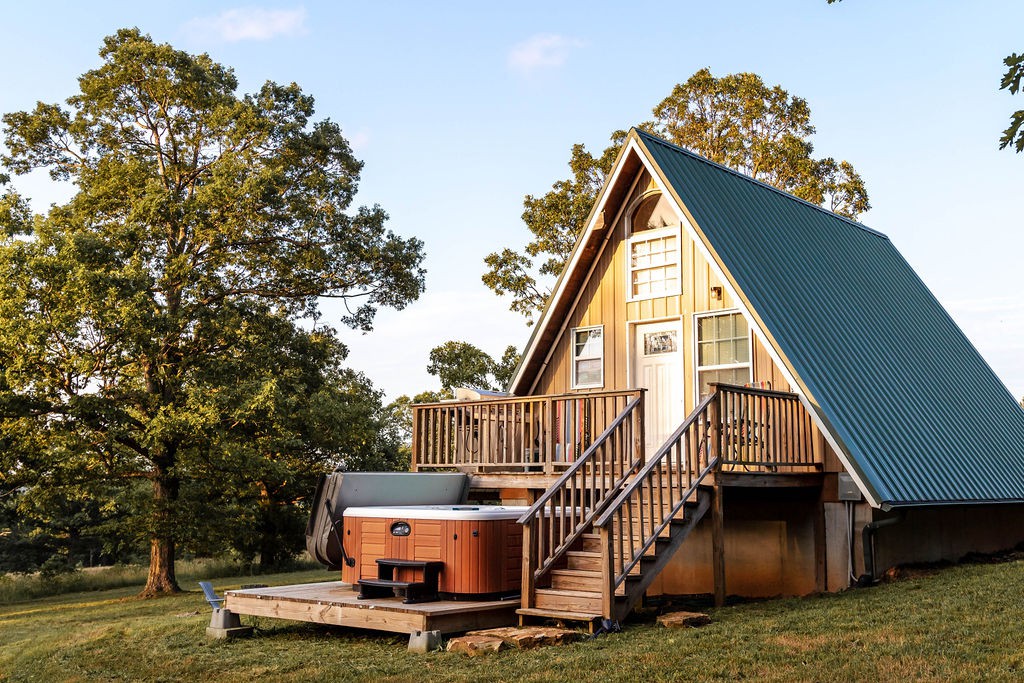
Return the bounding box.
[2,1,1023,401]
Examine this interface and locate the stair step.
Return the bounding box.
[550,569,629,594]
[535,587,604,613]
[566,546,643,573]
[375,558,443,569]
[550,568,601,591]
[566,551,601,571]
[356,578,439,604]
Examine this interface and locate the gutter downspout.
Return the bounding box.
[857,510,906,585]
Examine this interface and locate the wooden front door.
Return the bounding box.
[633,321,684,457]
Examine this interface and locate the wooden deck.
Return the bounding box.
[224,581,520,635]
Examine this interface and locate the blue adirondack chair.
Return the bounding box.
[198,581,224,610]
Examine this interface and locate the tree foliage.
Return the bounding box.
[650,69,869,217]
[1000,53,1024,153]
[482,136,624,321]
[0,29,425,591]
[426,341,520,392]
[483,68,869,323]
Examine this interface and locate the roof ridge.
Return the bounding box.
[634,128,887,239]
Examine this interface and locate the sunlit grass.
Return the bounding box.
[0,556,321,604]
[2,559,1024,681]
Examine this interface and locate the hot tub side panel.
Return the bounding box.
[342,515,522,595]
[442,518,522,594]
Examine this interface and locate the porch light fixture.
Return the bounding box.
[710,286,723,301]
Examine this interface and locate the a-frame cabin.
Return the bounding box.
[411,129,1024,627]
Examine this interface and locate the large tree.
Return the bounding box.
[484,69,869,324]
[0,29,425,594]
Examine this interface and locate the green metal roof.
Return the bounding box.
[637,129,1024,508]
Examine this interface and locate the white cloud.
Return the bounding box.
[183,6,308,43]
[507,34,584,75]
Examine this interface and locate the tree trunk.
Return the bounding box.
[140,472,181,597]
[141,535,179,596]
[257,483,285,569]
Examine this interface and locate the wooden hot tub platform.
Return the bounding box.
[224,581,520,635]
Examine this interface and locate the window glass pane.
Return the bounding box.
[575,328,602,358]
[576,358,601,386]
[719,314,733,339]
[733,313,748,336]
[697,317,711,341]
[698,341,716,366]
[717,339,731,363]
[736,337,750,362]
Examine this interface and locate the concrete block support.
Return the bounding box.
[408,629,442,653]
[205,608,253,639]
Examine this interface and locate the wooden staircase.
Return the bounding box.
[517,390,723,629]
[518,489,711,625]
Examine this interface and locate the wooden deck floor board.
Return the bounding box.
[224,581,519,634]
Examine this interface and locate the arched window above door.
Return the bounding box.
[626,192,682,301]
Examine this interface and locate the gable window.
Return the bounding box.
[629,232,680,299]
[572,325,604,389]
[695,311,751,399]
[627,192,681,301]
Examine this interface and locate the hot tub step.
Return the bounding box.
[358,558,444,604]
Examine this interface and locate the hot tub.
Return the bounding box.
[341,505,526,597]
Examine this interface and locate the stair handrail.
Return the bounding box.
[594,391,720,590]
[518,392,645,606]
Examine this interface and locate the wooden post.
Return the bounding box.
[711,483,726,608]
[634,390,646,467]
[410,406,419,471]
[814,488,828,592]
[709,389,726,607]
[521,517,536,611]
[600,524,614,620]
[545,398,555,475]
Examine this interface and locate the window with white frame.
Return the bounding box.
[627,193,681,301]
[572,325,604,389]
[695,311,751,398]
[629,231,680,299]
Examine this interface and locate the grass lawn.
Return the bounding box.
[2,559,1024,682]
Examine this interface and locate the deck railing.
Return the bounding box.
[716,384,818,471]
[517,394,645,611]
[411,389,643,473]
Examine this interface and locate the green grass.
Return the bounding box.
[0,557,321,605]
[3,560,1024,682]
